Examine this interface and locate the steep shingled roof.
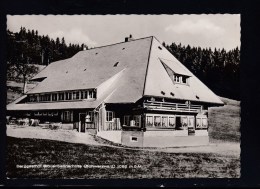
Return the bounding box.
[29,37,152,95]
[7,36,223,111]
[144,37,223,104]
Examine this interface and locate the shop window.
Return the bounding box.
[146,116,153,127]
[106,111,114,122]
[154,116,161,127]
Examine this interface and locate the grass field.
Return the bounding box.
[6,137,240,179]
[208,97,240,143]
[6,79,241,179]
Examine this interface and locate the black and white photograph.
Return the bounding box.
[5,14,241,179]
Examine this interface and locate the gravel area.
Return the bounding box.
[6,125,101,146]
[6,124,240,157]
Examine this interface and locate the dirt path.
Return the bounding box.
[6,125,240,157]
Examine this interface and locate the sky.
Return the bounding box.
[7,14,240,51]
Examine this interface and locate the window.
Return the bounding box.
[133,115,141,127]
[52,93,57,101]
[181,117,188,127]
[84,91,88,99]
[154,116,161,127]
[174,74,189,85]
[188,117,194,127]
[29,95,37,102]
[59,93,64,100]
[162,116,168,127]
[169,117,175,127]
[45,94,51,101]
[114,62,119,67]
[202,118,208,128]
[89,91,94,98]
[124,115,130,126]
[81,91,85,99]
[179,76,183,83]
[196,118,202,128]
[131,136,138,142]
[174,75,179,83]
[146,116,153,127]
[65,92,72,100]
[106,111,114,122]
[39,94,44,102]
[86,111,94,122]
[182,77,187,84]
[73,91,80,100]
[63,111,73,122]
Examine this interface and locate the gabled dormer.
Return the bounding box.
[160,58,191,86]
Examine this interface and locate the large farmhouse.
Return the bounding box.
[7,36,224,147]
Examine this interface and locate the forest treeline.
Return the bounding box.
[162,42,240,100]
[6,27,240,100]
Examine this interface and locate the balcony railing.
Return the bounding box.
[143,100,202,113]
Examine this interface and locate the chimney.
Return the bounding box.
[125,34,134,42]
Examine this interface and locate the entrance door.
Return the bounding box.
[188,116,195,136]
[79,113,86,133]
[176,116,182,129]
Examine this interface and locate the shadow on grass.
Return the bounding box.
[6,137,240,179]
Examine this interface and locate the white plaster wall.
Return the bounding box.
[144,130,188,137]
[195,130,208,136]
[143,136,209,147]
[97,131,122,144]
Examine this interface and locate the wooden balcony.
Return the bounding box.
[143,100,202,113]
